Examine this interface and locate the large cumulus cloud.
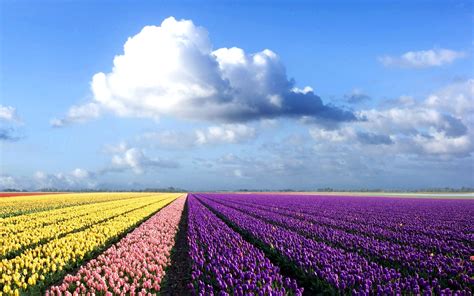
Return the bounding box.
[55,17,354,126]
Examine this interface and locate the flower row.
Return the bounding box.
[187,195,303,295]
[0,192,153,218]
[47,196,186,295]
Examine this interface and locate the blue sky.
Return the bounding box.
[1,0,473,190]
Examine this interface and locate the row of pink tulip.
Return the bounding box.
[47,196,186,295]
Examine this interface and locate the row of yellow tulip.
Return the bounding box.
[1,195,151,235]
[0,193,182,295]
[0,192,153,218]
[0,195,173,259]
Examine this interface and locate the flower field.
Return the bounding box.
[191,193,473,295]
[0,192,473,295]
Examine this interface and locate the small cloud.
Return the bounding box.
[379,48,466,68]
[103,142,129,154]
[51,102,101,127]
[140,123,257,148]
[0,175,20,189]
[33,168,97,189]
[110,147,179,174]
[0,105,23,142]
[309,127,356,143]
[424,79,473,117]
[70,168,91,179]
[195,124,256,145]
[233,169,244,178]
[0,105,18,122]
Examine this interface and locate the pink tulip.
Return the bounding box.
[47,197,186,294]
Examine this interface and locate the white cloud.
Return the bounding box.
[33,168,96,189]
[310,126,393,146]
[111,148,145,174]
[110,147,179,174]
[195,124,256,145]
[233,169,244,178]
[0,105,23,141]
[0,175,20,189]
[51,102,101,127]
[310,80,473,157]
[103,141,129,153]
[413,132,471,155]
[140,123,256,148]
[379,48,466,68]
[424,79,474,118]
[0,105,18,122]
[56,16,354,126]
[70,168,91,179]
[310,126,356,142]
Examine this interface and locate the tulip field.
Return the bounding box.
[0,192,473,295]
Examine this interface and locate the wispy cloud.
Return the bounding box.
[0,105,18,122]
[0,175,20,189]
[33,169,97,189]
[0,105,23,141]
[195,124,256,145]
[51,102,101,127]
[109,146,179,174]
[140,123,256,148]
[379,48,466,68]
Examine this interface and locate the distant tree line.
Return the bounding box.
[1,186,187,193]
[314,187,474,193]
[234,187,474,193]
[2,188,29,192]
[1,186,473,193]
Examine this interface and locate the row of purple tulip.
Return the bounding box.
[201,194,473,293]
[47,197,186,296]
[187,194,303,295]
[205,194,472,258]
[196,194,473,295]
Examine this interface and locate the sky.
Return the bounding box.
[1,0,473,191]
